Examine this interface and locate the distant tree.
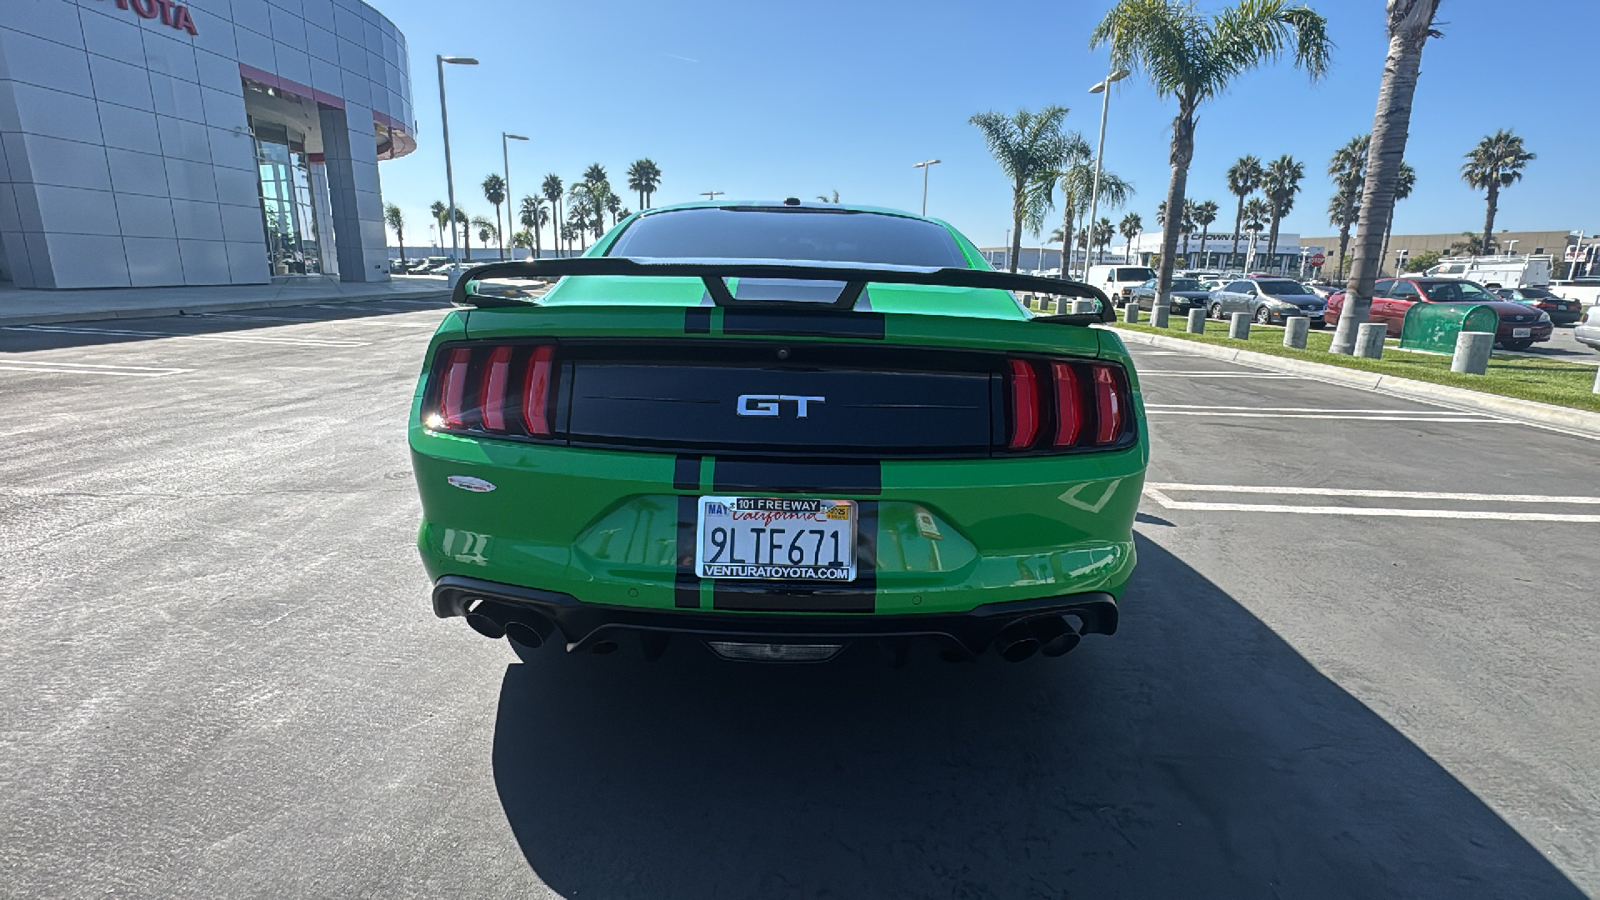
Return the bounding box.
[1226,155,1264,267]
[1180,199,1197,258]
[429,200,447,248]
[1448,231,1497,256]
[1327,135,1370,278]
[471,215,498,256]
[510,229,535,258]
[605,191,622,229]
[1242,197,1270,265]
[1120,212,1143,263]
[816,190,840,203]
[1461,129,1535,258]
[1192,199,1219,267]
[519,195,547,259]
[970,106,1071,271]
[1093,216,1116,263]
[1262,154,1305,274]
[1405,249,1441,273]
[627,158,662,208]
[541,174,564,257]
[384,203,405,261]
[1378,162,1416,276]
[481,173,507,257]
[454,208,471,260]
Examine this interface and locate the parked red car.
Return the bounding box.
[1326,278,1553,350]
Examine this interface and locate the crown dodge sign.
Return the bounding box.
[99,0,200,35]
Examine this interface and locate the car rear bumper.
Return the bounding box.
[432,574,1118,661]
[1496,323,1553,342]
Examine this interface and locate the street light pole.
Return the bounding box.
[1084,67,1131,280]
[436,55,477,281]
[502,132,528,259]
[912,159,941,216]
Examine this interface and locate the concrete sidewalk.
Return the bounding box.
[0,276,452,327]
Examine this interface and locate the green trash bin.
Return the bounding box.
[1399,303,1498,355]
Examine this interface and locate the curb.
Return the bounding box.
[1110,325,1600,440]
[0,289,452,328]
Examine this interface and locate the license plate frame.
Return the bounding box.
[696,496,858,582]
[1512,327,1532,338]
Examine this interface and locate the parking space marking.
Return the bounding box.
[4,325,369,348]
[1137,371,1299,379]
[0,360,192,377]
[1143,483,1600,523]
[194,312,439,328]
[1144,410,1503,422]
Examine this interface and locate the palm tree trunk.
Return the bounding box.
[1198,224,1210,267]
[1009,177,1024,273]
[1155,103,1196,307]
[1331,0,1437,355]
[1481,181,1498,257]
[1266,212,1282,276]
[1337,224,1351,279]
[1059,206,1070,276]
[1126,235,1134,264]
[1378,215,1394,276]
[1230,197,1244,268]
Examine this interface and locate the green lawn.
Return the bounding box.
[1111,320,1600,413]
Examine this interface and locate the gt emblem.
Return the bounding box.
[736,394,825,418]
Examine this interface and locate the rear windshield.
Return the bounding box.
[606,207,967,268]
[1170,278,1202,290]
[1518,287,1555,299]
[1116,267,1155,281]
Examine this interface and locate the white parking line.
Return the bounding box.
[5,325,369,348]
[195,312,438,328]
[1142,483,1600,523]
[1144,405,1474,414]
[0,359,192,377]
[1144,411,1502,422]
[1137,371,1298,378]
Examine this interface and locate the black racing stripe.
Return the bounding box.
[711,459,881,495]
[712,500,877,613]
[675,495,700,608]
[673,454,702,491]
[684,307,712,333]
[721,308,886,339]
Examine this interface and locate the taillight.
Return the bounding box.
[1007,359,1038,449]
[522,345,554,435]
[427,343,558,438]
[1005,357,1128,452]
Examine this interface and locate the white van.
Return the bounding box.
[1422,254,1551,290]
[1085,264,1156,305]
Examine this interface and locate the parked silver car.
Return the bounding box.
[1209,277,1327,327]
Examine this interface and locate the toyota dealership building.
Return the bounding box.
[0,0,415,290]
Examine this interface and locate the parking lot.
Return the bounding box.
[1,301,1595,898]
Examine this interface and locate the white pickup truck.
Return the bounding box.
[1548,278,1600,307]
[1423,254,1552,290]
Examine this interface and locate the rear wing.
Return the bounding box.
[449,258,1115,325]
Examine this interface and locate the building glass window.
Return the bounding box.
[250,117,322,276]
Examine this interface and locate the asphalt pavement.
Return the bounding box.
[1,301,1595,899]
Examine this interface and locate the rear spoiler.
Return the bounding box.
[449,258,1115,325]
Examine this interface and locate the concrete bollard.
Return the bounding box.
[1072,298,1098,316]
[1186,308,1207,334]
[1228,312,1251,340]
[1450,331,1494,375]
[1123,302,1140,324]
[1592,365,1600,395]
[1152,304,1170,328]
[1283,316,1310,349]
[1354,322,1386,359]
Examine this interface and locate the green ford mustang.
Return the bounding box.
[409,200,1147,663]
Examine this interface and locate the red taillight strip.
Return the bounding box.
[1051,361,1082,447]
[479,346,513,431]
[522,345,555,435]
[1092,365,1122,444]
[437,348,472,428]
[1008,359,1038,449]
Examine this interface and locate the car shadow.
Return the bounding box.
[488,535,1585,899]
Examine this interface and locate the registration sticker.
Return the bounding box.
[696,496,857,582]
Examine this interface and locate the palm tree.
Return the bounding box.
[1047,142,1133,279]
[1327,135,1368,278]
[510,229,535,258]
[816,191,840,203]
[565,202,589,253]
[1329,0,1440,356]
[1449,231,1496,256]
[429,200,447,251]
[453,208,470,261]
[1225,155,1263,269]
[1154,200,1167,229]
[1180,199,1197,259]
[1461,129,1535,258]
[1241,197,1270,267]
[605,191,622,229]
[471,215,498,257]
[581,163,611,239]
[1120,212,1142,263]
[1091,0,1331,304]
[384,203,405,262]
[970,106,1071,272]
[627,158,662,209]
[541,174,564,257]
[1261,154,1305,274]
[1192,200,1218,268]
[519,195,547,259]
[481,173,507,258]
[1377,162,1416,276]
[1093,217,1116,264]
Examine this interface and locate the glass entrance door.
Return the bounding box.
[251,119,322,276]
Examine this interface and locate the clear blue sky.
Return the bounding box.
[375,0,1600,250]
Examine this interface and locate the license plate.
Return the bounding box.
[1513,327,1532,338]
[696,497,857,581]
